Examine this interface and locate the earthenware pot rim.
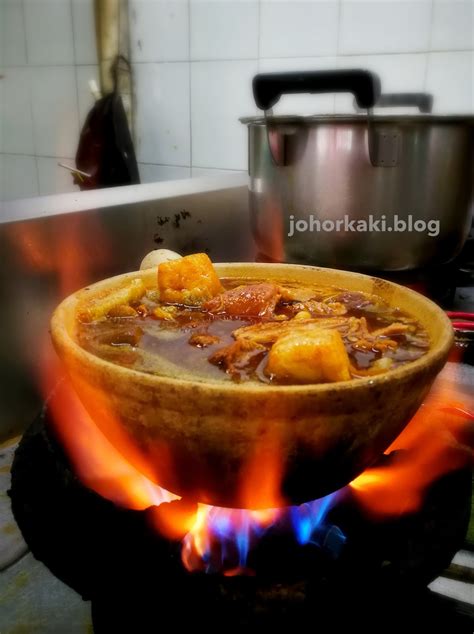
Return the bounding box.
[51,262,454,395]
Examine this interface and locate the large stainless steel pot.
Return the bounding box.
[241,69,474,271]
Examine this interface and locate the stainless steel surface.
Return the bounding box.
[0,175,253,439]
[241,114,474,125]
[243,115,474,270]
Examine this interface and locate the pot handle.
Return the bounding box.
[253,69,381,111]
[354,92,434,113]
[377,92,433,113]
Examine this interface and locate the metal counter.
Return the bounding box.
[0,174,253,438]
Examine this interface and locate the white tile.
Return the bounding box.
[0,2,3,67]
[139,163,191,182]
[1,0,28,66]
[431,1,473,52]
[429,576,474,604]
[0,74,4,154]
[24,0,75,65]
[37,157,80,196]
[31,66,80,157]
[192,166,245,177]
[426,51,473,113]
[134,62,190,165]
[130,0,189,62]
[76,65,101,127]
[452,550,474,568]
[190,0,258,60]
[260,1,339,59]
[1,155,39,202]
[339,1,432,55]
[191,60,257,170]
[258,57,338,114]
[335,53,427,113]
[72,0,98,65]
[2,67,35,154]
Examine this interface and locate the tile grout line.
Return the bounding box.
[1,152,77,161]
[70,0,82,137]
[20,0,29,66]
[257,0,262,71]
[423,0,436,93]
[21,0,40,194]
[140,161,243,172]
[188,0,193,171]
[333,0,343,113]
[1,49,474,71]
[0,48,471,73]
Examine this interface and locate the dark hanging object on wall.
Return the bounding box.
[75,56,140,190]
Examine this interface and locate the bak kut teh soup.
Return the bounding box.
[76,253,430,385]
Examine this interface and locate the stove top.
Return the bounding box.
[2,394,474,632]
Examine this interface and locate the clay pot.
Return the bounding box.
[51,263,453,508]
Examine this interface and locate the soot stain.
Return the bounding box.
[173,210,191,229]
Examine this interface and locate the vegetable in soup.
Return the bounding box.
[76,253,430,384]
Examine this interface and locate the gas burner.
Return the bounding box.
[9,404,474,632]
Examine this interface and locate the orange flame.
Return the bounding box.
[255,196,284,262]
[42,348,474,575]
[350,394,474,517]
[23,211,472,575]
[238,422,286,510]
[45,367,177,510]
[6,215,112,296]
[9,208,173,510]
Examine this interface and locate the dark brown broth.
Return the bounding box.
[77,278,430,383]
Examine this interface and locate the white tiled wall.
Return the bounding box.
[24,0,76,66]
[191,1,259,60]
[0,0,99,202]
[1,0,473,202]
[134,62,191,165]
[131,0,473,186]
[260,1,339,58]
[339,1,432,55]
[190,59,258,169]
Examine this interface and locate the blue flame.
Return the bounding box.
[189,507,260,573]
[290,493,337,546]
[195,489,345,574]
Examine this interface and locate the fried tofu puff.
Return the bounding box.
[77,278,146,323]
[265,328,351,383]
[158,253,223,305]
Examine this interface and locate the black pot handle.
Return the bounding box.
[376,92,433,113]
[253,69,381,111]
